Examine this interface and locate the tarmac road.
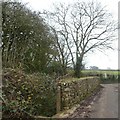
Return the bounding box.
[90,84,118,118]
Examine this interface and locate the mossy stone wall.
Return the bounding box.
[59,77,100,110]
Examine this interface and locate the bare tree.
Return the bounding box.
[43,1,116,77]
[51,27,72,75]
[41,6,75,75]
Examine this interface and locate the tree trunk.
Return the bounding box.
[74,56,83,78]
[62,65,67,75]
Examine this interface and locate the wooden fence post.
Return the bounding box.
[56,83,61,113]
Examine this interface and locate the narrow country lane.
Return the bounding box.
[68,83,118,118]
[90,84,118,118]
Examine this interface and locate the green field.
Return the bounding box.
[82,69,119,84]
[67,69,119,76]
[66,69,119,83]
[81,70,119,76]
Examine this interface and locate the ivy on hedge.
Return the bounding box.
[2,68,57,118]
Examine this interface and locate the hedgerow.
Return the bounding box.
[2,68,57,118]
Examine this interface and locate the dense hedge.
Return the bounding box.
[2,68,57,118]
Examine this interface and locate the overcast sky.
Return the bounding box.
[21,0,119,69]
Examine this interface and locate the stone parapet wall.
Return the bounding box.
[59,77,100,111]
